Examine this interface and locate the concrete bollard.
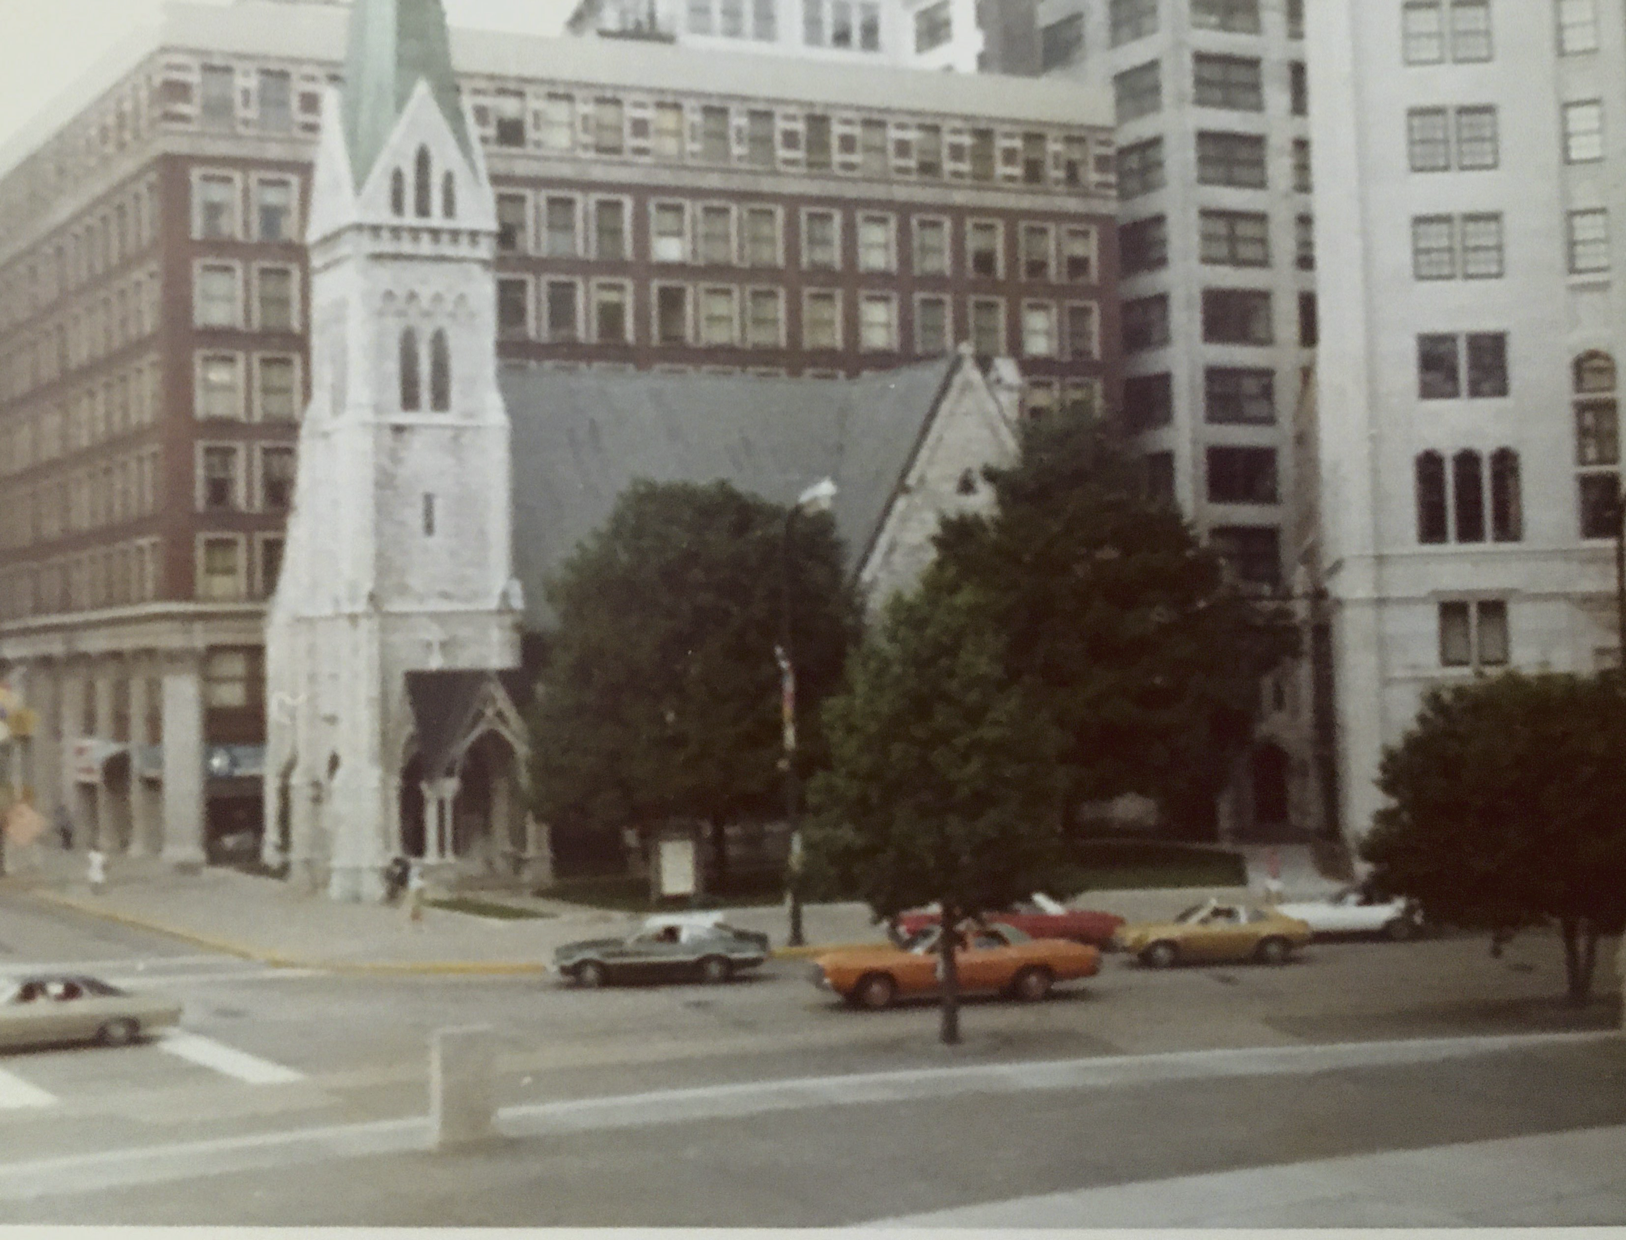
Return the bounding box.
[430,1025,495,1149]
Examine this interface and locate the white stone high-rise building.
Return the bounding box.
[265,0,522,901]
[1035,0,1314,597]
[1309,0,1626,841]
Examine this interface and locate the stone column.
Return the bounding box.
[29,661,64,837]
[127,665,160,856]
[58,661,92,850]
[159,654,206,871]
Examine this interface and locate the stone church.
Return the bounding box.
[265,0,1026,901]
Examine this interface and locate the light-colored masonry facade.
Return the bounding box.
[1309,0,1626,840]
[1034,0,1315,593]
[265,67,521,902]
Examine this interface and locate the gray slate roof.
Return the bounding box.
[502,358,957,633]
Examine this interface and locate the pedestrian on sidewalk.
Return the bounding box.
[407,860,426,924]
[87,847,106,895]
[53,803,73,851]
[1263,847,1284,904]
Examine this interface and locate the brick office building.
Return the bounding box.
[0,0,1117,867]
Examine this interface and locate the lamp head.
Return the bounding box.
[796,477,838,515]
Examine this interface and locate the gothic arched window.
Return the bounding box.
[390,168,405,217]
[1490,448,1522,543]
[441,172,456,220]
[1575,350,1617,394]
[1452,449,1485,543]
[1416,451,1447,544]
[429,328,450,412]
[414,147,432,218]
[399,327,421,411]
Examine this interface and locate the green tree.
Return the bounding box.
[1363,670,1626,1005]
[528,480,862,880]
[932,413,1297,838]
[805,575,1066,1044]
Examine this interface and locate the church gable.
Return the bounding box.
[351,81,494,231]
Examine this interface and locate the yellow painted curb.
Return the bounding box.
[21,889,550,976]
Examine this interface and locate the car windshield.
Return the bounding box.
[1030,892,1067,915]
[992,924,1030,944]
[903,928,940,953]
[1174,904,1211,924]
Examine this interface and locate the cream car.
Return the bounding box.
[0,975,182,1049]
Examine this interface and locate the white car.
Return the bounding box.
[1276,887,1421,940]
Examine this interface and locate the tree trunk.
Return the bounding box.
[938,904,961,1046]
[707,820,730,891]
[1560,917,1600,1006]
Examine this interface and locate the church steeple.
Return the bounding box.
[341,0,474,186]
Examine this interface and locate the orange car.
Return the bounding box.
[810,923,1100,1009]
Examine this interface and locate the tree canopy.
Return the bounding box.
[1363,670,1626,1004]
[804,573,1067,1043]
[527,479,862,865]
[931,413,1297,837]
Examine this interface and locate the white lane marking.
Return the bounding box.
[0,1067,55,1110]
[156,1032,304,1084]
[0,955,225,974]
[105,968,324,987]
[0,1116,427,1201]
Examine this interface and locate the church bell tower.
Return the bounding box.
[263,0,520,901]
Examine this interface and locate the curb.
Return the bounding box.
[20,889,550,976]
[20,887,876,975]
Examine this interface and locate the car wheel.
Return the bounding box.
[574,961,607,988]
[98,1019,140,1047]
[1255,936,1292,965]
[1011,966,1053,1002]
[852,972,896,1010]
[698,955,731,984]
[1141,941,1179,969]
[1384,917,1417,942]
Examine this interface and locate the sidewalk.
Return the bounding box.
[0,842,1340,974]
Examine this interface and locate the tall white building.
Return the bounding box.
[1310,0,1626,841]
[1035,0,1315,599]
[564,0,992,73]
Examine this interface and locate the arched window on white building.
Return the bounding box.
[400,327,421,411]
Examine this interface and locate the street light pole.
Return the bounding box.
[779,478,837,950]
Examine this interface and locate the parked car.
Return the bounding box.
[639,912,771,953]
[895,893,1124,948]
[1276,887,1421,940]
[810,922,1100,1009]
[555,922,768,987]
[0,974,182,1050]
[1114,899,1313,967]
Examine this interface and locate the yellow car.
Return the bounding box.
[1114,899,1312,968]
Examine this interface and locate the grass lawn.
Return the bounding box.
[424,896,558,920]
[534,870,787,913]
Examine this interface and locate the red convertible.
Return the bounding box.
[896,893,1124,948]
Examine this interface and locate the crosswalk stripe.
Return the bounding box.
[0,1067,56,1110]
[0,955,224,974]
[157,1032,304,1085]
[104,968,324,987]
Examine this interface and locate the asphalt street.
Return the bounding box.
[0,894,1620,1224]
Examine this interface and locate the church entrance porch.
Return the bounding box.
[399,670,548,890]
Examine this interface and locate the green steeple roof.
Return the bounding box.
[341,0,475,187]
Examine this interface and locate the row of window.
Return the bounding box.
[190,170,302,244]
[0,539,168,623]
[470,92,1103,190]
[1417,332,1507,400]
[160,63,317,135]
[193,262,301,334]
[1122,211,1314,274]
[1115,56,1307,125]
[1414,448,1523,544]
[1124,289,1319,352]
[1410,209,1610,280]
[0,448,162,551]
[1124,367,1283,432]
[1118,133,1313,199]
[0,358,162,478]
[493,276,1102,359]
[1402,0,1608,64]
[196,442,295,516]
[0,176,159,329]
[493,192,1099,282]
[1108,0,1305,46]
[1572,352,1619,539]
[193,353,303,424]
[1,270,161,404]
